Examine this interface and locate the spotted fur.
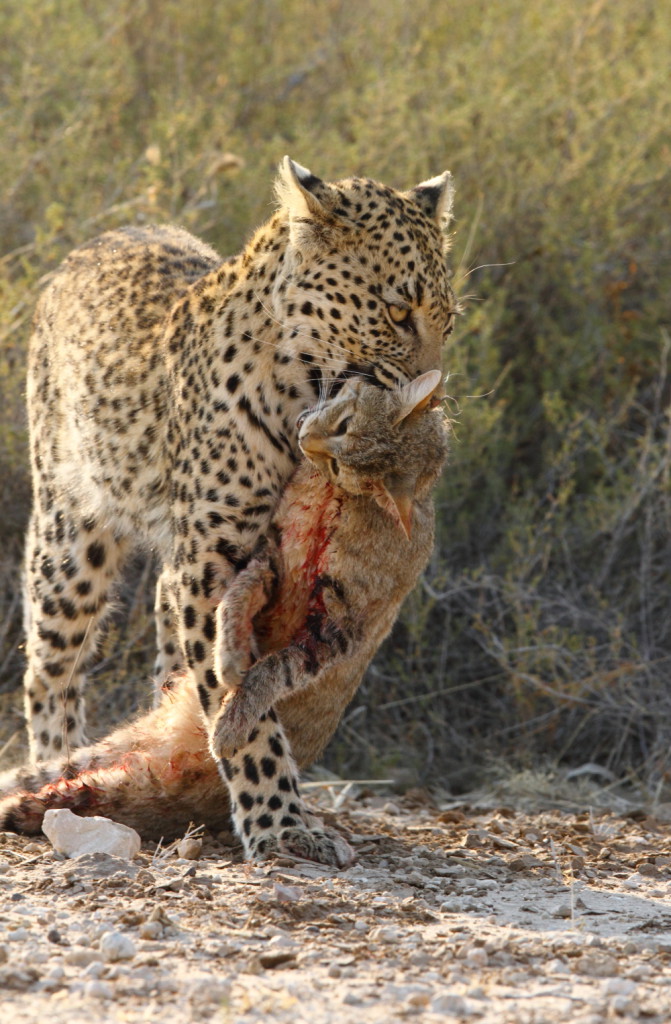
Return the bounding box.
[5,377,448,864]
[21,158,456,857]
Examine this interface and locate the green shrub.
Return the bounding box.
[0,0,669,788]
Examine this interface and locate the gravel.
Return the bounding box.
[1,793,671,1022]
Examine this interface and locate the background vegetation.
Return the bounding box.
[1,0,669,794]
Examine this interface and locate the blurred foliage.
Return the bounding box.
[0,0,669,789]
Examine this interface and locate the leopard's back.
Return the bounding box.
[28,226,222,544]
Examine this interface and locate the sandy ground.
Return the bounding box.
[2,785,671,1023]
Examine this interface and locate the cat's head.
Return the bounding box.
[297,370,448,537]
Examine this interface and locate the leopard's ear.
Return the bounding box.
[407,171,454,229]
[393,369,443,425]
[276,157,333,221]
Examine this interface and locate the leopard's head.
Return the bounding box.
[273,157,458,392]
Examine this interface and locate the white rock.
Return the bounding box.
[431,993,469,1016]
[603,978,637,997]
[83,961,105,978]
[65,948,101,967]
[465,947,488,968]
[623,872,646,889]
[100,931,136,962]
[84,980,113,999]
[42,809,141,860]
[138,920,163,940]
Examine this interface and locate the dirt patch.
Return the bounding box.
[2,790,671,1022]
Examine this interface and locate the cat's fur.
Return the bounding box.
[0,374,448,860]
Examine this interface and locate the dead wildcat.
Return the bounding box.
[0,372,448,865]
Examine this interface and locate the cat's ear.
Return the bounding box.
[392,369,443,426]
[370,479,414,539]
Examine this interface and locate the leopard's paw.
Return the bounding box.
[252,824,355,868]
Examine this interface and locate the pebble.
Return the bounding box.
[83,960,106,978]
[577,954,619,978]
[623,873,645,889]
[370,926,402,943]
[65,948,102,966]
[603,978,636,996]
[138,920,163,940]
[431,993,469,1016]
[100,931,137,962]
[84,980,114,999]
[177,837,203,860]
[42,809,141,860]
[465,947,488,968]
[440,896,480,913]
[406,990,431,1008]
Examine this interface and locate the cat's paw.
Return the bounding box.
[210,689,257,759]
[217,648,248,690]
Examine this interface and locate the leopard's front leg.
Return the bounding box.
[218,709,355,867]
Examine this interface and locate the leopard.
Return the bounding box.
[21,156,457,860]
[4,371,449,865]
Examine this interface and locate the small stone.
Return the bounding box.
[258,951,297,969]
[83,961,105,978]
[84,980,113,999]
[431,993,468,1016]
[353,920,368,933]
[371,926,402,943]
[0,966,40,991]
[623,873,645,889]
[465,947,488,968]
[603,979,636,996]
[65,948,103,967]
[42,809,140,860]
[139,920,163,940]
[327,963,342,978]
[407,990,431,1008]
[577,954,618,978]
[100,931,136,962]
[177,837,202,860]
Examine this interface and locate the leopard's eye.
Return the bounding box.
[333,415,351,436]
[387,303,411,326]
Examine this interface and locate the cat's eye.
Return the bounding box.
[387,303,411,326]
[334,415,351,436]
[330,458,340,477]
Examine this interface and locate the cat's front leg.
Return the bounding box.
[211,613,354,759]
[214,546,277,690]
